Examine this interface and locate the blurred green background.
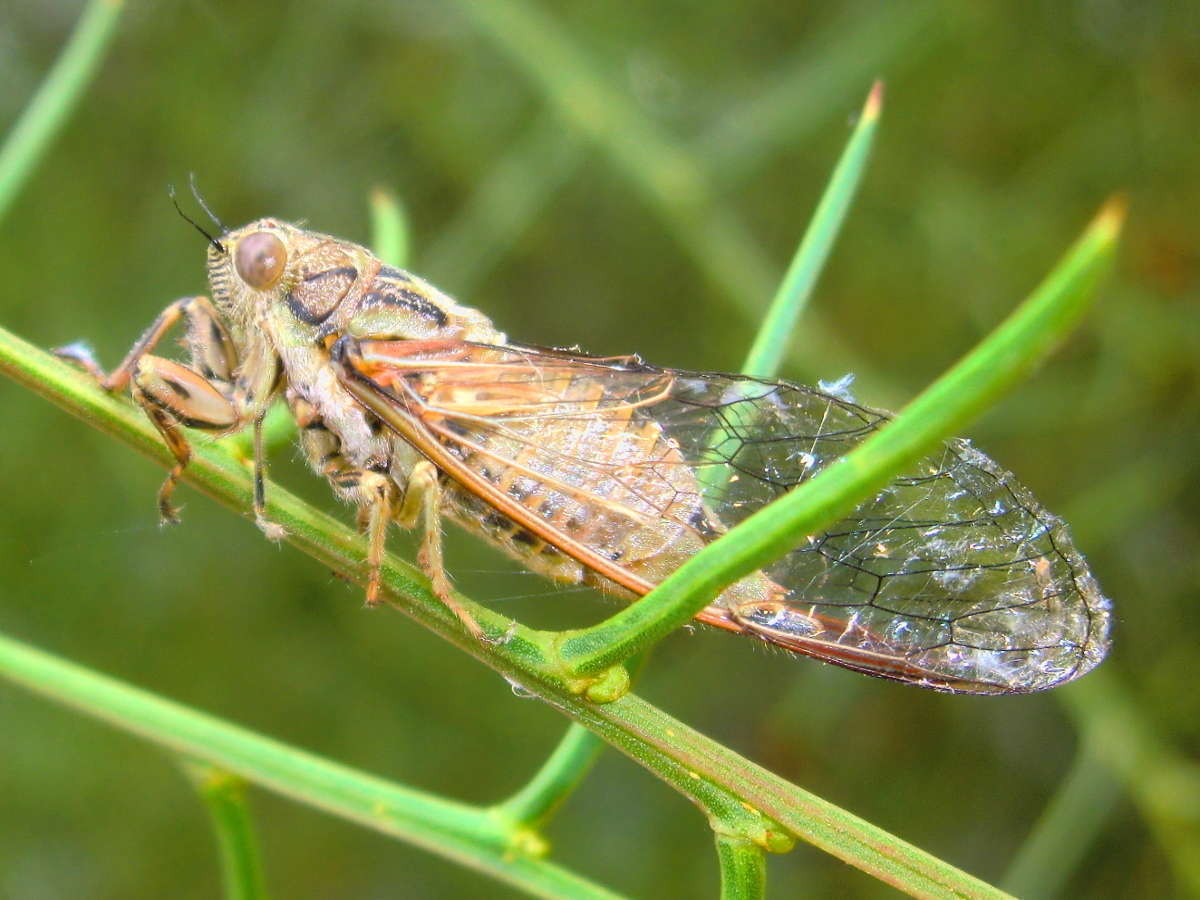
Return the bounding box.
[1,1,1197,897]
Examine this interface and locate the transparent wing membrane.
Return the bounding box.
[338,339,1111,693]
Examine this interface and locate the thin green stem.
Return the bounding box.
[451,0,889,391]
[425,113,583,294]
[1059,669,1200,894]
[0,324,1011,897]
[702,90,880,525]
[699,1,941,179]
[0,633,620,900]
[558,198,1123,674]
[716,834,767,900]
[1000,736,1120,899]
[494,724,606,831]
[741,81,882,378]
[182,762,270,900]
[494,654,650,833]
[369,186,410,267]
[0,0,126,221]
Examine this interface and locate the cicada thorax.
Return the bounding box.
[282,246,450,340]
[283,246,365,328]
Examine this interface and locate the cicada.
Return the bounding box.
[62,215,1111,694]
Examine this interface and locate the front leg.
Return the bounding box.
[132,362,282,532]
[128,356,239,522]
[57,295,237,393]
[56,295,280,530]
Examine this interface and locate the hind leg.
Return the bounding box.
[326,459,482,639]
[394,461,483,639]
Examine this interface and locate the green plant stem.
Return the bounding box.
[0,633,618,900]
[425,113,583,294]
[494,724,606,831]
[1059,669,1200,894]
[495,653,650,834]
[699,1,941,179]
[716,834,767,900]
[182,762,270,900]
[0,0,126,220]
[451,0,888,392]
[369,186,410,267]
[556,198,1124,674]
[0,325,1011,898]
[741,81,882,378]
[1000,736,1120,899]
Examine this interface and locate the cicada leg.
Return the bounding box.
[57,296,236,393]
[250,412,286,540]
[56,296,249,524]
[323,464,397,608]
[289,392,390,604]
[129,356,239,522]
[396,461,484,640]
[289,393,472,632]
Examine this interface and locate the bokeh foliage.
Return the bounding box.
[0,1,1196,897]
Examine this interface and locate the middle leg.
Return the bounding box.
[291,393,483,637]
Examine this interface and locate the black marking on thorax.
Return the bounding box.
[378,266,412,282]
[285,266,359,325]
[362,286,449,328]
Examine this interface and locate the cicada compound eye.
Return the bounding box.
[234,231,287,290]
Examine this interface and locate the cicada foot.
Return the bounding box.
[53,341,110,382]
[255,514,288,542]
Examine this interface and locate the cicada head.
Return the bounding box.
[206,218,347,329]
[207,218,504,345]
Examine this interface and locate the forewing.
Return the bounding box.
[336,338,1111,693]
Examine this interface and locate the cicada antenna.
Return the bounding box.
[168,183,227,254]
[188,172,227,234]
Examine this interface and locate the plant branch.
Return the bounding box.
[716,834,767,900]
[0,0,126,220]
[741,80,882,378]
[492,724,607,831]
[0,633,619,900]
[182,762,271,900]
[369,186,410,267]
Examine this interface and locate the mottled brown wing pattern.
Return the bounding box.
[335,338,1111,694]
